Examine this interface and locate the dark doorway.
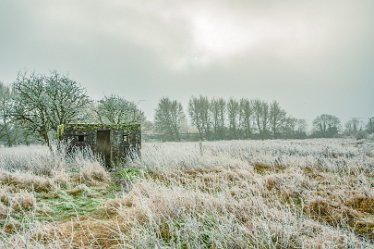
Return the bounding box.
[97,130,111,167]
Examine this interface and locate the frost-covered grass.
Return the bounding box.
[0,139,373,248]
[136,139,373,173]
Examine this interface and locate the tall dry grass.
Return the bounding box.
[0,139,373,248]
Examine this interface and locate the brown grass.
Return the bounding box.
[11,192,36,212]
[254,162,272,173]
[304,199,355,226]
[0,172,53,192]
[3,218,21,234]
[66,184,91,197]
[103,198,133,215]
[353,217,374,240]
[254,162,286,174]
[36,218,123,248]
[77,162,111,186]
[346,196,374,214]
[0,202,9,218]
[264,175,282,190]
[303,199,374,239]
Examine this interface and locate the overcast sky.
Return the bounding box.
[0,0,373,125]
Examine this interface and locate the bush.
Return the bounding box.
[355,131,368,140]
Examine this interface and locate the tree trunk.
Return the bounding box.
[41,131,52,151]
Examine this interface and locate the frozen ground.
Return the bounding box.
[0,138,373,248]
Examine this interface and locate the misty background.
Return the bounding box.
[1,0,373,125]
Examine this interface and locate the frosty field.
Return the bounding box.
[0,139,373,248]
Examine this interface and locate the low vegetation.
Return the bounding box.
[0,138,373,248]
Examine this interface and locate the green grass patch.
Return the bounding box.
[154,212,221,249]
[36,183,120,222]
[33,184,116,222]
[115,167,146,181]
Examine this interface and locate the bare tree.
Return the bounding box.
[269,101,287,139]
[280,117,307,138]
[46,71,90,127]
[253,99,270,139]
[0,82,37,146]
[0,82,13,145]
[95,95,145,124]
[188,96,210,140]
[239,98,253,139]
[154,97,185,141]
[11,72,90,149]
[312,114,341,138]
[12,73,52,147]
[367,117,374,134]
[210,98,226,139]
[282,117,296,137]
[295,119,308,138]
[344,118,360,135]
[227,98,239,139]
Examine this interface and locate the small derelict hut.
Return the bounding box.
[57,123,141,167]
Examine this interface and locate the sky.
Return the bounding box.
[0,0,373,126]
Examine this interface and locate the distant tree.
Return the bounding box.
[239,98,253,139]
[0,83,37,146]
[295,119,308,138]
[281,117,296,137]
[367,117,374,134]
[95,95,145,124]
[269,101,287,139]
[253,100,270,139]
[188,96,210,140]
[281,117,307,138]
[11,71,90,149]
[227,98,239,139]
[210,98,226,139]
[312,114,341,138]
[0,82,13,145]
[344,118,360,136]
[142,120,155,134]
[154,97,185,141]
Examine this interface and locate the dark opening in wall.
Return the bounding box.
[78,135,85,142]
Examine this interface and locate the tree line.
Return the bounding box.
[155,97,374,141]
[154,97,373,141]
[0,71,373,146]
[155,96,308,141]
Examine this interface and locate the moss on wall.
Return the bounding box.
[57,123,141,138]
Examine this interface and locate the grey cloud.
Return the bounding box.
[0,0,373,124]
